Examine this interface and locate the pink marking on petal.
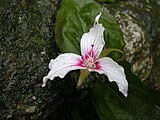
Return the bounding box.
[74,58,85,67]
[73,48,101,70]
[95,61,101,70]
[83,48,96,61]
[81,48,102,70]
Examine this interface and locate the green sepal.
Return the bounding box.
[77,69,90,88]
[99,48,123,58]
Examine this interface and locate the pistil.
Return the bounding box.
[84,55,96,69]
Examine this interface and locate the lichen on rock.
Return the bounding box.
[105,0,160,84]
[0,0,72,119]
[1,0,160,120]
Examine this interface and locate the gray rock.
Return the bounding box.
[105,0,160,87]
[0,0,78,120]
[1,0,160,119]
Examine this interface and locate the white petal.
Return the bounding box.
[42,53,85,87]
[94,12,101,25]
[80,13,105,59]
[94,57,128,97]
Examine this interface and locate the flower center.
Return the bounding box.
[84,56,96,69]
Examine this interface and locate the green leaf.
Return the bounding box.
[99,48,123,58]
[119,61,160,107]
[95,0,119,4]
[72,93,101,120]
[89,61,160,120]
[55,0,124,59]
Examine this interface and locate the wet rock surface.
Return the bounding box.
[105,0,160,87]
[1,0,160,120]
[0,0,78,120]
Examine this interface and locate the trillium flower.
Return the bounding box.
[42,13,128,97]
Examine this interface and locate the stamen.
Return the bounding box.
[83,49,99,69]
[84,54,96,69]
